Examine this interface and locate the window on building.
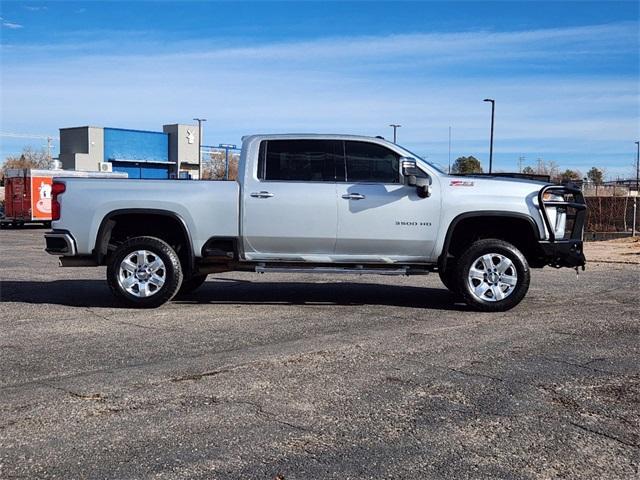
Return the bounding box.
[258,140,342,182]
[344,141,400,183]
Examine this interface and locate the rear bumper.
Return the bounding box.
[44,230,77,256]
[538,240,586,268]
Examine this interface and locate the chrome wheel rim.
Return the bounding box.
[117,250,166,298]
[467,253,518,302]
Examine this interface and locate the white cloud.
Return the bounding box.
[2,21,24,29]
[1,22,637,175]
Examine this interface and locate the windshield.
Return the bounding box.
[397,146,447,175]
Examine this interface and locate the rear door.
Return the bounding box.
[335,140,438,261]
[242,139,342,259]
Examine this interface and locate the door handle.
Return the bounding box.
[341,193,366,200]
[250,191,275,198]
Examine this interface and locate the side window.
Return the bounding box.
[258,140,342,182]
[345,141,400,183]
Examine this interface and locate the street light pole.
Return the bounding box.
[193,118,207,179]
[634,141,639,237]
[635,141,639,191]
[483,98,495,174]
[389,124,401,143]
[448,126,452,174]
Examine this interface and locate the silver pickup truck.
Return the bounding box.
[45,134,586,311]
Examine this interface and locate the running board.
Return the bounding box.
[255,265,426,276]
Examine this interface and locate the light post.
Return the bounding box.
[389,124,401,143]
[483,98,495,174]
[635,141,639,191]
[218,144,237,180]
[448,126,452,174]
[634,141,639,237]
[193,118,207,179]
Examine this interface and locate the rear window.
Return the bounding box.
[258,140,342,182]
[345,141,399,183]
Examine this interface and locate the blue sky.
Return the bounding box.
[1,0,638,177]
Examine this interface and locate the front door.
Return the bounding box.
[242,139,342,260]
[335,141,440,262]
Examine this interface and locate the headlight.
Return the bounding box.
[542,192,564,202]
[542,193,567,240]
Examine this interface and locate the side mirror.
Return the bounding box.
[401,157,431,198]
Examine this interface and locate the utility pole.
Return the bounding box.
[193,118,207,179]
[389,124,401,143]
[0,132,58,163]
[46,137,53,162]
[483,99,495,174]
[448,126,452,174]
[518,155,525,173]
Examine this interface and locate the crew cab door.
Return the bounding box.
[335,141,439,262]
[241,139,341,260]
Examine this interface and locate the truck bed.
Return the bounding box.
[54,178,239,256]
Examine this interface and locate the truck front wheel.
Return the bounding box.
[107,236,183,308]
[455,239,530,312]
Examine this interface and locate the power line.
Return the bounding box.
[0,131,58,140]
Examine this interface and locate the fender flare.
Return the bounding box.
[93,208,195,274]
[438,211,540,271]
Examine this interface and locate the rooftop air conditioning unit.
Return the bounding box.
[99,162,113,173]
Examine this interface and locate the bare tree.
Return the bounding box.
[202,150,240,180]
[1,147,52,184]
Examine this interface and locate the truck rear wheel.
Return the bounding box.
[107,236,183,308]
[455,239,530,312]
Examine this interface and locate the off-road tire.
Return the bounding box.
[107,236,183,308]
[177,274,207,296]
[455,238,530,312]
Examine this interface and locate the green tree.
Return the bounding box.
[522,166,535,175]
[586,167,604,185]
[560,169,581,182]
[451,156,483,174]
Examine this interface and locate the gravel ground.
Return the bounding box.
[584,236,640,264]
[1,228,638,479]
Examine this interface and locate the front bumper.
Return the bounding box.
[44,230,77,256]
[537,184,587,268]
[538,240,585,268]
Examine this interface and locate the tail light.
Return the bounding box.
[51,181,66,221]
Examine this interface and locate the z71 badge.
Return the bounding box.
[450,180,474,187]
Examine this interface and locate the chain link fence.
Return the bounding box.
[585,196,639,233]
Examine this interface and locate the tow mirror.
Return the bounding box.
[401,157,431,198]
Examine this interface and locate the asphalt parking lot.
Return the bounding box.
[1,228,638,479]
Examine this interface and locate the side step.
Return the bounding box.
[255,265,426,276]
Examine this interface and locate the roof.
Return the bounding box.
[240,133,401,152]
